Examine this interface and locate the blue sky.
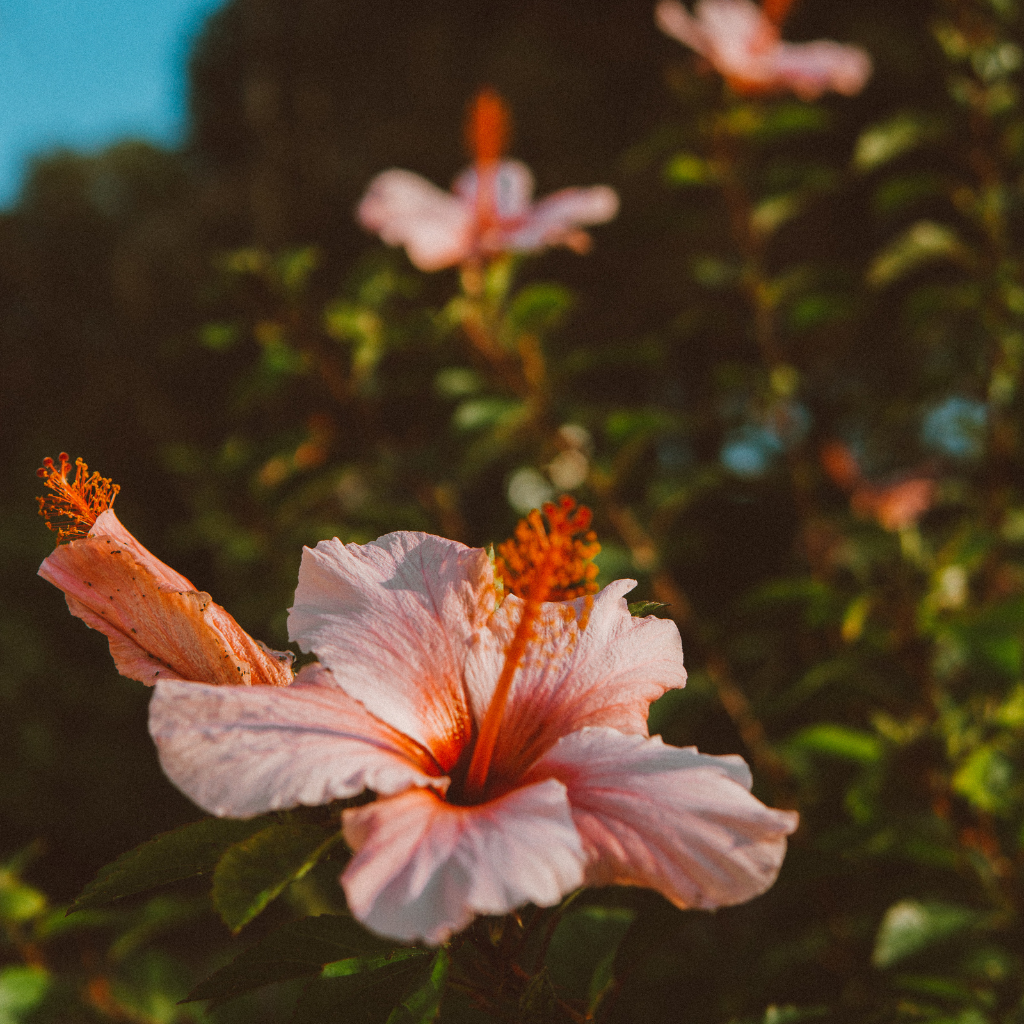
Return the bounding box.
[0,0,225,207]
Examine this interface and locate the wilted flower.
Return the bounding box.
[36,455,293,687]
[149,497,797,944]
[357,89,619,271]
[821,441,936,532]
[656,0,872,100]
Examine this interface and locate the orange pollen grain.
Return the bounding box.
[464,496,600,797]
[36,454,120,544]
[495,495,601,603]
[466,88,511,166]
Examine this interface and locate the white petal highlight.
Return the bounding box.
[341,779,586,945]
[533,728,798,910]
[771,40,873,99]
[357,169,473,271]
[149,665,446,818]
[464,580,686,784]
[453,159,536,218]
[288,532,494,770]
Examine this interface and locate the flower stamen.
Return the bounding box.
[466,87,510,166]
[464,496,599,798]
[761,0,796,27]
[465,88,512,236]
[36,454,120,544]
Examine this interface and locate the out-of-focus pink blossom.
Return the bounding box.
[821,441,936,532]
[851,478,936,533]
[656,0,871,100]
[150,501,797,944]
[357,90,619,272]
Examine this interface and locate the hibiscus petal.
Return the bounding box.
[357,169,472,271]
[532,728,798,910]
[503,186,619,253]
[655,0,712,55]
[463,580,686,784]
[341,779,586,944]
[659,0,870,99]
[452,159,535,218]
[38,510,292,687]
[288,532,494,771]
[770,40,873,99]
[695,0,769,59]
[149,664,446,817]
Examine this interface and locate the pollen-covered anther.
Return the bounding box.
[495,495,601,603]
[464,496,601,798]
[36,454,120,544]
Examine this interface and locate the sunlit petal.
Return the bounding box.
[341,779,586,944]
[288,532,494,770]
[150,664,446,818]
[533,728,798,909]
[464,580,686,784]
[39,510,292,687]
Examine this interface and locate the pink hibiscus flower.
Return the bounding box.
[655,0,872,100]
[357,90,619,272]
[147,498,798,944]
[36,454,293,688]
[821,441,936,532]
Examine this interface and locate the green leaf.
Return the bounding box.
[292,952,433,1024]
[186,914,398,1006]
[0,881,46,924]
[867,221,969,288]
[873,900,981,968]
[751,193,801,238]
[787,724,882,764]
[756,103,829,137]
[872,173,946,216]
[627,601,669,617]
[71,816,273,913]
[664,153,718,187]
[200,323,239,351]
[722,102,828,140]
[604,408,676,444]
[276,246,320,294]
[453,398,521,432]
[546,905,635,1011]
[691,256,740,289]
[0,966,50,1024]
[854,112,942,172]
[434,367,483,399]
[387,949,449,1024]
[786,292,854,332]
[518,970,560,1023]
[503,283,573,339]
[761,1008,828,1024]
[212,822,341,933]
[321,950,426,978]
[952,745,1015,814]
